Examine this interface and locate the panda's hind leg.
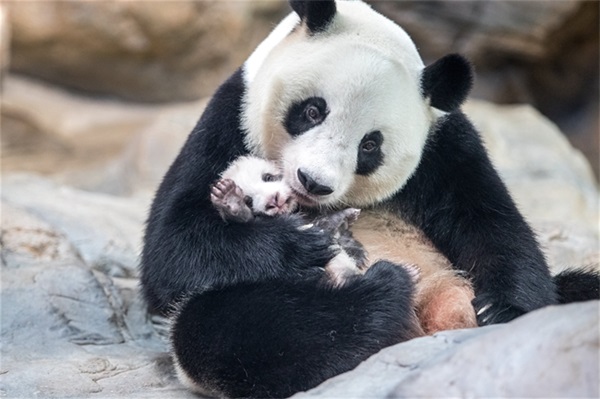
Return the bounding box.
[415,269,477,334]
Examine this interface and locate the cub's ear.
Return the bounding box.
[421,54,473,112]
[290,0,336,33]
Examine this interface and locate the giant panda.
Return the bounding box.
[140,1,599,397]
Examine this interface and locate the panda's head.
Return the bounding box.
[241,0,472,208]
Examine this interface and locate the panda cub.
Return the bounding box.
[210,155,371,284]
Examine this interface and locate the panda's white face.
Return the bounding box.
[242,1,438,208]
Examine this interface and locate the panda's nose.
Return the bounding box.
[297,169,333,196]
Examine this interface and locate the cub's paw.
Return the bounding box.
[210,179,253,223]
[313,208,361,234]
[325,250,361,287]
[472,294,526,326]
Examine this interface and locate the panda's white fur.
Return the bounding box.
[242,1,437,207]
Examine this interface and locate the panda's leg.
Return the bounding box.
[171,260,422,398]
[414,269,477,334]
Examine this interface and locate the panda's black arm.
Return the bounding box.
[392,111,557,325]
[140,69,335,314]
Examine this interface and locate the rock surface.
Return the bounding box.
[295,301,599,398]
[1,75,202,180]
[464,101,599,271]
[1,174,194,398]
[7,0,288,102]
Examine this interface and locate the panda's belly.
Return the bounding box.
[350,209,451,275]
[351,209,477,334]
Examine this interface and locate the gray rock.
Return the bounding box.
[1,203,81,268]
[1,175,194,398]
[466,100,598,230]
[2,173,148,277]
[296,301,599,398]
[465,100,599,272]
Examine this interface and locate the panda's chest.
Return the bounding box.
[350,209,451,276]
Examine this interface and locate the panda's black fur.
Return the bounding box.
[140,1,599,397]
[172,261,419,398]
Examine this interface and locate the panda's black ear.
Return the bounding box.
[290,0,336,33]
[421,54,473,112]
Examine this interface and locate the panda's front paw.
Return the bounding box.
[291,223,339,271]
[472,293,526,326]
[210,179,253,223]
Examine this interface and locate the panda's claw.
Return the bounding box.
[297,223,315,231]
[472,294,526,326]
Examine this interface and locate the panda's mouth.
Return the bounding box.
[291,188,320,207]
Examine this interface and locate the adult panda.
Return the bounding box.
[140,1,598,397]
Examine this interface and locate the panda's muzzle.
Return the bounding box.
[297,169,333,196]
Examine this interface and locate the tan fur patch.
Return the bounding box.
[352,209,477,334]
[415,270,477,334]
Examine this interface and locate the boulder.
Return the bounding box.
[296,301,599,398]
[464,101,599,272]
[1,174,194,398]
[7,0,289,102]
[2,174,147,277]
[1,74,206,195]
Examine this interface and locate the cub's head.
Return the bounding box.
[221,156,297,217]
[242,0,472,208]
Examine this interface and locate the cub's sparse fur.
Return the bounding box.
[211,155,297,222]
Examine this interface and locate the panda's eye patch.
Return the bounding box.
[356,130,384,176]
[262,173,282,182]
[244,196,253,208]
[284,97,328,136]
